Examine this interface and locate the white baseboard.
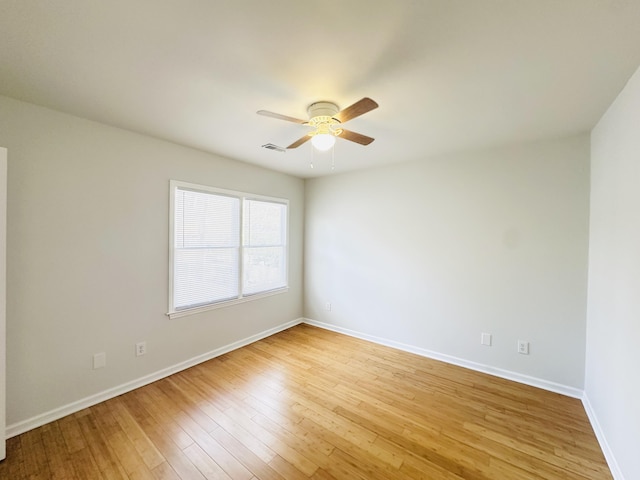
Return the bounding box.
[582,394,625,480]
[6,318,304,439]
[303,318,583,399]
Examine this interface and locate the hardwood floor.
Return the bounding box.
[0,324,612,479]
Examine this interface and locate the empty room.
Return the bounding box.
[0,1,639,479]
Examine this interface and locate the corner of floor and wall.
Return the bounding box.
[2,63,640,479]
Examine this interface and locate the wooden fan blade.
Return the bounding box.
[257,110,307,124]
[334,97,378,123]
[339,129,375,145]
[287,134,312,149]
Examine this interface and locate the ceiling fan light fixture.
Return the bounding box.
[257,97,378,153]
[311,133,336,151]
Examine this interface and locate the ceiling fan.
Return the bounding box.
[258,97,378,151]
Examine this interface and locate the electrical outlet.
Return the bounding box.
[93,352,106,369]
[136,341,147,357]
[325,302,332,311]
[481,333,492,346]
[517,340,529,355]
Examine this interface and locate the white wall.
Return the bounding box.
[305,135,590,390]
[0,95,304,427]
[586,65,640,480]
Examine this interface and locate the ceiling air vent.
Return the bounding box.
[262,143,286,153]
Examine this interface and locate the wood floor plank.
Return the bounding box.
[172,412,253,480]
[58,415,86,455]
[128,387,195,451]
[76,409,128,479]
[1,437,26,478]
[136,418,207,480]
[266,454,310,480]
[398,446,468,480]
[105,430,156,478]
[223,406,319,476]
[182,443,233,480]
[180,376,279,465]
[209,426,286,480]
[69,446,107,480]
[108,398,166,470]
[19,428,51,480]
[0,324,613,480]
[309,467,339,480]
[41,422,80,480]
[150,461,180,480]
[159,378,221,434]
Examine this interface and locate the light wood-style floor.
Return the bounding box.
[0,324,612,479]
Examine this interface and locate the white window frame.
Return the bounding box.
[168,180,289,319]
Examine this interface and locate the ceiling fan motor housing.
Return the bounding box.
[306,101,343,139]
[307,101,340,122]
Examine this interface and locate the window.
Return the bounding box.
[169,181,288,318]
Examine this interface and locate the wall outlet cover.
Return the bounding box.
[136,342,147,356]
[93,352,106,369]
[518,340,530,355]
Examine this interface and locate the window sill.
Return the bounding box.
[167,287,289,320]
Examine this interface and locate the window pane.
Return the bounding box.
[243,199,287,296]
[243,246,286,295]
[174,188,240,309]
[243,200,286,246]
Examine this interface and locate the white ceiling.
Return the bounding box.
[2,1,640,178]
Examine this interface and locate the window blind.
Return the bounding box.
[173,188,240,310]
